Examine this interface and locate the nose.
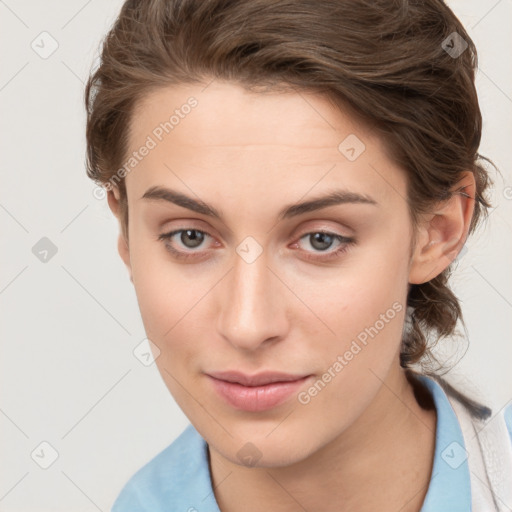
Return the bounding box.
[216,244,288,351]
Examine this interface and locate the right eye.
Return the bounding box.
[158,228,216,260]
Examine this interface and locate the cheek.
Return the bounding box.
[129,243,207,410]
[294,263,408,440]
[305,230,409,338]
[128,235,216,376]
[295,229,410,398]
[129,232,194,335]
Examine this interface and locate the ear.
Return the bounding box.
[107,186,133,283]
[408,171,476,285]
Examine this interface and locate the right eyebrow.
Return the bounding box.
[141,186,222,219]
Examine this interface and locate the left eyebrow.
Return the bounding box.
[140,185,378,221]
[278,189,378,220]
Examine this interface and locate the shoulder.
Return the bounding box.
[111,424,209,512]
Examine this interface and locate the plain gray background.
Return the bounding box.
[1,0,511,510]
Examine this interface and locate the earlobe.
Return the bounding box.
[408,171,476,285]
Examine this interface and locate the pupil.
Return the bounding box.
[182,230,204,248]
[311,233,333,251]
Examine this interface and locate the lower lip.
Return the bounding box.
[208,375,311,412]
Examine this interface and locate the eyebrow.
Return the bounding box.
[141,185,378,221]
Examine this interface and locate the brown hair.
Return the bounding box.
[85,0,493,385]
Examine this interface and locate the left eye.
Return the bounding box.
[298,231,348,252]
[158,228,354,261]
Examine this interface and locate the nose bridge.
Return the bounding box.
[217,240,285,350]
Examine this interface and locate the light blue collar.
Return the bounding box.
[417,374,471,511]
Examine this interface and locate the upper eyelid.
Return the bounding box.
[156,211,356,237]
[159,226,348,238]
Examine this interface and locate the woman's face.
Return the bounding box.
[118,80,417,467]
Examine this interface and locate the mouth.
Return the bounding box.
[206,371,312,412]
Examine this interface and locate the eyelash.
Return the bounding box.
[157,228,355,262]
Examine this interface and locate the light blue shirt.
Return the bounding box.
[112,376,512,511]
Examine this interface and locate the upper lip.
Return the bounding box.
[207,370,310,387]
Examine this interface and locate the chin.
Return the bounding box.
[208,426,321,469]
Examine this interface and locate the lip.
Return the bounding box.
[206,371,312,412]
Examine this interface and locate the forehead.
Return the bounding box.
[125,80,407,209]
[131,80,370,148]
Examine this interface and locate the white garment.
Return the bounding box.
[447,393,512,511]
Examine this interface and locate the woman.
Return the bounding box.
[84,0,512,510]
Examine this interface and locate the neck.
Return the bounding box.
[208,366,436,512]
